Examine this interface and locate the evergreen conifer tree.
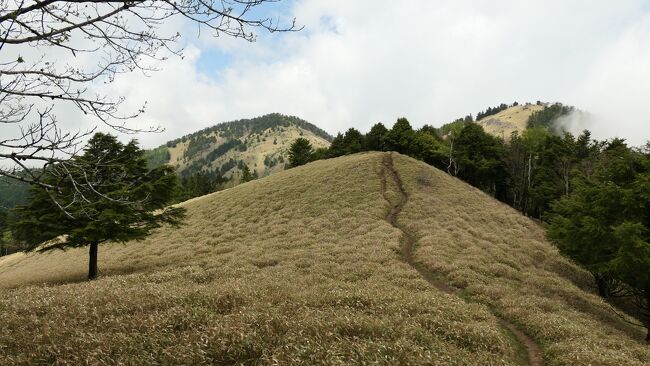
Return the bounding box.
[11,133,185,280]
[366,123,389,151]
[385,118,417,155]
[288,138,314,167]
[241,165,255,182]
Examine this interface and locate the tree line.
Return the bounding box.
[288,112,650,341]
[0,162,233,258]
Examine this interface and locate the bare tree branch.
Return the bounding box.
[0,0,299,216]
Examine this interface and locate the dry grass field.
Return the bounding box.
[477,104,545,139]
[0,152,648,365]
[393,154,650,365]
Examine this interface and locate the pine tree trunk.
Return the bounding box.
[447,140,454,175]
[646,291,650,343]
[528,153,533,189]
[88,241,99,280]
[564,169,570,197]
[595,275,609,298]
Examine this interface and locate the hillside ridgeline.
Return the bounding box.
[0,153,647,365]
[147,113,332,182]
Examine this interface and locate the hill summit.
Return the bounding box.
[476,103,546,138]
[146,113,332,182]
[474,102,577,139]
[0,152,647,365]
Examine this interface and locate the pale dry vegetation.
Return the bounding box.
[170,125,329,180]
[477,104,545,139]
[0,153,518,365]
[392,154,650,366]
[0,153,647,365]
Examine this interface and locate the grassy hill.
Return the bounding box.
[0,153,648,365]
[477,103,546,139]
[149,113,332,183]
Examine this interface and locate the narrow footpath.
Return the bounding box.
[379,153,543,366]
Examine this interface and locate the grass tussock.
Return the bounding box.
[0,153,519,365]
[392,153,650,366]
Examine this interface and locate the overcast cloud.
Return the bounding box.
[22,0,650,147]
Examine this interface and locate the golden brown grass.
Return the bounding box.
[0,153,518,365]
[0,152,647,365]
[477,104,545,139]
[392,153,650,365]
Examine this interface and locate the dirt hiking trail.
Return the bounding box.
[379,153,543,366]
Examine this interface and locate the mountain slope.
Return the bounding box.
[0,153,648,365]
[151,113,331,181]
[477,103,545,138]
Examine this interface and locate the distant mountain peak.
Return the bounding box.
[145,113,331,183]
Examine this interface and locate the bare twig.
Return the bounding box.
[0,0,298,216]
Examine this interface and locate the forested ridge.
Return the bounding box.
[286,102,650,340]
[162,113,332,154]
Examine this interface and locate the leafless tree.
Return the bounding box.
[0,0,297,206]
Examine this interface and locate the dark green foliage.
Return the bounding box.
[438,115,472,137]
[418,124,441,139]
[594,138,641,185]
[144,146,171,170]
[327,133,346,158]
[527,103,573,129]
[327,128,367,158]
[240,164,257,183]
[219,159,238,176]
[548,180,650,336]
[205,140,245,163]
[341,128,365,154]
[414,128,447,169]
[549,182,633,279]
[180,140,246,179]
[310,147,329,162]
[527,132,569,218]
[264,154,279,168]
[502,128,601,219]
[476,104,508,120]
[10,133,185,280]
[365,123,389,151]
[453,123,508,199]
[547,139,650,339]
[175,172,227,203]
[288,138,313,168]
[0,208,6,243]
[385,118,417,155]
[184,134,217,160]
[0,177,29,209]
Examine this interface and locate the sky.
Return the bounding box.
[7,0,650,148]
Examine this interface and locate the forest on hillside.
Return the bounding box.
[165,113,333,150]
[286,103,650,339]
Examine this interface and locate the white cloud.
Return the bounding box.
[560,12,650,145]
[12,0,649,148]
